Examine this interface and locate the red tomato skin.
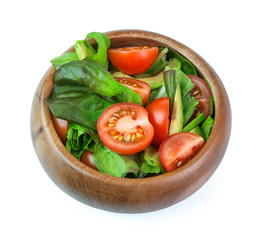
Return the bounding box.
[80,150,98,171]
[114,77,151,104]
[187,75,212,119]
[146,97,170,147]
[159,132,205,172]
[97,103,154,155]
[51,113,68,145]
[108,46,158,75]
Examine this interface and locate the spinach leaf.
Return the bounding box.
[167,49,198,75]
[174,68,195,97]
[182,113,205,132]
[182,92,198,126]
[144,83,167,106]
[65,123,99,159]
[201,116,214,141]
[50,52,79,71]
[53,60,142,104]
[93,142,140,178]
[189,125,204,139]
[164,67,195,98]
[47,88,114,131]
[139,145,166,177]
[85,32,111,69]
[50,32,110,70]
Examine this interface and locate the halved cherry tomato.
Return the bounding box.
[108,46,159,75]
[80,150,98,170]
[188,75,212,119]
[146,97,170,147]
[159,132,205,172]
[97,103,154,155]
[51,113,68,144]
[114,77,150,104]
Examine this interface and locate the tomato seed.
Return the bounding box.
[137,127,143,133]
[136,132,142,138]
[176,161,182,167]
[110,130,117,135]
[124,134,131,141]
[113,134,120,139]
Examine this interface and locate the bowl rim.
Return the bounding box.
[32,29,231,209]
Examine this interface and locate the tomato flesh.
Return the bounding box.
[159,132,205,172]
[108,46,158,75]
[114,77,150,104]
[97,103,154,155]
[188,75,212,119]
[51,113,68,144]
[146,97,170,147]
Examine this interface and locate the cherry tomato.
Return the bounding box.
[114,77,150,104]
[97,103,154,155]
[80,150,98,170]
[51,113,68,144]
[188,75,212,119]
[146,97,170,147]
[108,46,159,75]
[159,132,205,172]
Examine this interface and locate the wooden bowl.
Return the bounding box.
[31,30,231,213]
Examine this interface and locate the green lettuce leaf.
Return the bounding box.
[85,32,111,69]
[167,49,198,75]
[93,142,140,178]
[139,145,166,177]
[53,60,142,104]
[201,116,214,141]
[47,86,114,131]
[50,32,110,70]
[182,92,198,126]
[66,129,92,159]
[50,52,79,71]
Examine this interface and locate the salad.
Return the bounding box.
[47,32,214,178]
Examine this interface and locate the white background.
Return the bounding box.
[1,0,263,239]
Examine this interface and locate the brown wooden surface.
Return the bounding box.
[30,30,231,213]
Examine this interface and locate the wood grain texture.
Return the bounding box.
[30,30,231,213]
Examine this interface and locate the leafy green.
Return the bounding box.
[164,67,195,98]
[93,142,140,178]
[182,92,198,126]
[50,52,79,71]
[189,126,204,139]
[53,60,142,104]
[201,116,214,141]
[163,68,195,125]
[50,32,110,71]
[47,87,114,131]
[85,32,111,69]
[167,49,198,75]
[183,113,205,132]
[139,145,166,177]
[65,123,98,159]
[174,68,195,97]
[210,95,214,117]
[144,83,167,106]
